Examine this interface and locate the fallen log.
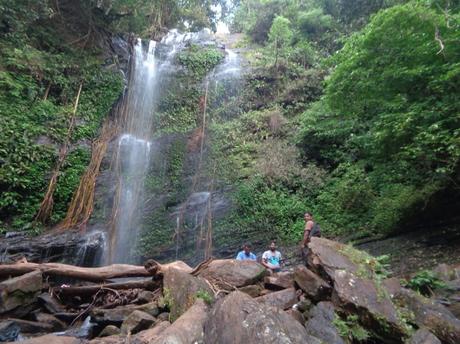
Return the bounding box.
[54,280,159,297]
[0,260,193,282]
[0,262,151,282]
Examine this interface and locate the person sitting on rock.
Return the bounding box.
[262,241,282,273]
[236,243,257,261]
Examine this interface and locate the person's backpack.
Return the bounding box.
[309,222,321,238]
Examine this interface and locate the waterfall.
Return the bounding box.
[107,36,182,264]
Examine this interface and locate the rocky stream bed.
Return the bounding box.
[1,238,460,343]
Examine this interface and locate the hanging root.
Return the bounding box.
[58,118,118,231]
[35,82,83,224]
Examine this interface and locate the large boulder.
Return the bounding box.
[144,299,208,344]
[332,270,407,341]
[133,321,170,344]
[91,302,159,326]
[307,238,370,281]
[0,270,42,313]
[264,272,294,290]
[305,302,345,344]
[294,266,331,301]
[393,288,460,344]
[12,334,82,344]
[204,291,321,344]
[198,259,266,289]
[255,288,298,310]
[120,310,155,335]
[408,328,441,344]
[162,266,213,321]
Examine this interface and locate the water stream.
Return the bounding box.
[103,31,243,264]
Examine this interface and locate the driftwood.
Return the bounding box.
[54,280,159,297]
[0,260,193,282]
[0,262,151,282]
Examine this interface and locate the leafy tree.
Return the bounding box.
[268,16,293,67]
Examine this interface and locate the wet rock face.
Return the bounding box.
[0,230,104,265]
[204,291,321,344]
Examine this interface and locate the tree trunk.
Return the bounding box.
[0,262,151,282]
[54,280,159,297]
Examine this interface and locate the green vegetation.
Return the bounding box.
[405,270,447,296]
[0,0,225,233]
[195,289,214,304]
[333,313,370,342]
[208,0,460,247]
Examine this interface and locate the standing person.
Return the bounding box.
[262,241,282,273]
[236,243,257,261]
[301,211,321,258]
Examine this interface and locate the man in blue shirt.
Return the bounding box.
[236,244,257,261]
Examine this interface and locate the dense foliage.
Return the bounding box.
[212,0,460,244]
[0,0,225,233]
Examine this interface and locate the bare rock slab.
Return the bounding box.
[255,287,298,310]
[408,328,441,344]
[0,270,42,313]
[305,302,345,344]
[294,266,331,301]
[198,259,266,289]
[133,321,170,344]
[394,288,460,344]
[204,290,321,344]
[307,238,370,281]
[332,270,407,341]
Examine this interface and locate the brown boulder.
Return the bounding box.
[146,300,208,344]
[198,259,266,289]
[238,284,263,297]
[14,334,82,344]
[32,312,66,331]
[98,325,121,337]
[332,270,407,341]
[91,302,159,326]
[394,288,460,344]
[408,328,441,344]
[305,302,345,344]
[264,271,294,290]
[255,287,298,310]
[294,266,331,301]
[162,266,213,321]
[307,238,371,281]
[133,321,170,344]
[120,310,155,335]
[0,271,42,313]
[204,291,321,344]
[285,309,304,325]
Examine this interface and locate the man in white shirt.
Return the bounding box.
[262,241,282,273]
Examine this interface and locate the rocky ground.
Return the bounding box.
[1,238,460,343]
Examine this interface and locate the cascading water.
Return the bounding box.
[107,31,206,264]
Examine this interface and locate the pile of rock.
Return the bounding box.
[1,238,460,343]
